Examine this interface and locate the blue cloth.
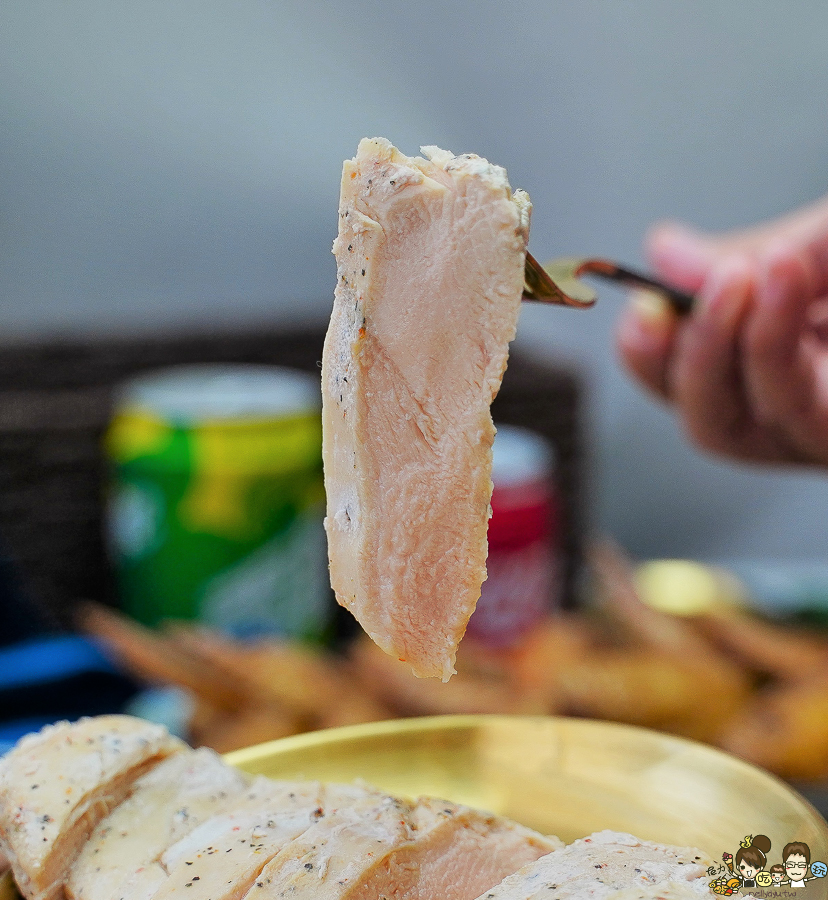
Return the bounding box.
[0,635,138,744]
[0,635,117,690]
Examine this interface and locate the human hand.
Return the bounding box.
[616,195,828,466]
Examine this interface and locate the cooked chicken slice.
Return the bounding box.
[323,137,530,680]
[152,781,379,900]
[0,716,183,900]
[67,748,250,900]
[473,831,711,900]
[240,786,415,900]
[353,797,561,900]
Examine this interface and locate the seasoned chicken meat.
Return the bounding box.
[0,718,725,900]
[352,797,560,900]
[151,778,332,900]
[472,831,712,900]
[0,716,183,900]
[242,786,413,900]
[323,138,530,680]
[67,748,249,900]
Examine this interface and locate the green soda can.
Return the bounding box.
[105,364,330,641]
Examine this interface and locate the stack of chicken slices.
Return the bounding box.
[0,716,718,900]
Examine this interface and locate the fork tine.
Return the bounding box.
[522,254,695,315]
[522,253,595,307]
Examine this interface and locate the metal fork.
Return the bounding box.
[523,252,695,315]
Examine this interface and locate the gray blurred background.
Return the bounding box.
[2,0,827,564]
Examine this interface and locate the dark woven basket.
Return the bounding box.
[0,326,586,630]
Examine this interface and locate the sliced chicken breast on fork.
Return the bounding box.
[323,138,530,680]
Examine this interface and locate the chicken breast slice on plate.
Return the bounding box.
[472,830,712,900]
[240,786,416,900]
[351,797,561,900]
[152,781,382,900]
[67,747,250,900]
[323,137,530,680]
[0,716,183,900]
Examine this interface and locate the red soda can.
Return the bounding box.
[466,425,560,646]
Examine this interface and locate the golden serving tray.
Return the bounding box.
[1,715,823,900]
[227,714,828,864]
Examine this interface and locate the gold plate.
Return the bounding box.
[227,714,828,864]
[0,873,18,900]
